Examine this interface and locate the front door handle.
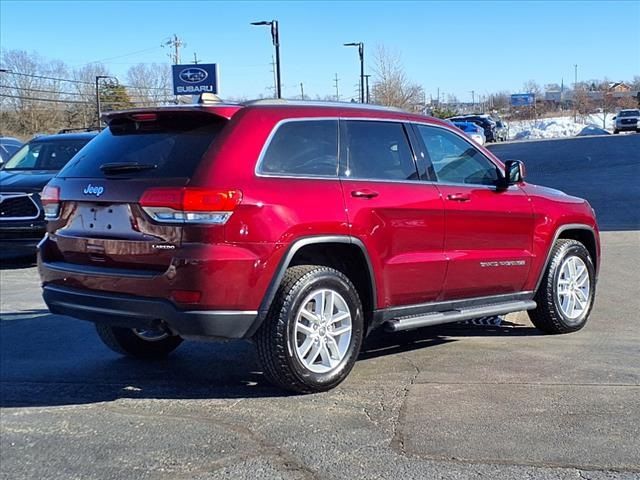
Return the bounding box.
[351,189,379,199]
[447,193,471,202]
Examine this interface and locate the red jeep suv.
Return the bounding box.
[38,101,600,393]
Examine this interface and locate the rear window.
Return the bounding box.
[58,112,225,178]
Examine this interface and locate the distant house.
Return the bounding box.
[608,82,631,93]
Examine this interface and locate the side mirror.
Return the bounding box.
[612,116,617,120]
[499,160,525,189]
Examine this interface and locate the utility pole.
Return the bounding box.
[300,82,304,100]
[193,52,200,64]
[270,56,278,96]
[574,64,578,122]
[363,74,371,104]
[164,34,185,64]
[334,73,340,101]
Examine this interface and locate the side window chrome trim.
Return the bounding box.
[254,117,340,178]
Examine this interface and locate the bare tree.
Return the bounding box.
[68,63,111,128]
[490,91,511,111]
[1,49,69,135]
[370,46,424,113]
[126,63,172,107]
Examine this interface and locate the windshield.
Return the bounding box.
[619,110,640,117]
[2,139,91,171]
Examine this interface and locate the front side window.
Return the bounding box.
[416,125,499,186]
[260,120,338,176]
[342,120,418,181]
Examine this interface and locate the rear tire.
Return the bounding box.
[255,265,364,394]
[613,129,619,134]
[528,239,595,334]
[95,324,183,359]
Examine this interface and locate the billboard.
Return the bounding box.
[172,63,218,95]
[511,93,535,107]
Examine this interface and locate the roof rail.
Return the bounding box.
[57,127,101,134]
[241,98,406,112]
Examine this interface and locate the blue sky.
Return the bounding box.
[1,0,639,101]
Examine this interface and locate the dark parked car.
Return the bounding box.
[0,137,23,164]
[0,132,97,258]
[39,102,599,393]
[448,115,497,142]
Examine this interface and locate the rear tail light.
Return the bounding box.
[41,185,60,219]
[139,187,242,224]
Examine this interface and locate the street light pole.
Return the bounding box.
[344,42,364,103]
[251,20,282,98]
[363,74,371,104]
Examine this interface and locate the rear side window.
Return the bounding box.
[58,112,225,178]
[2,140,90,171]
[259,120,338,176]
[342,120,418,181]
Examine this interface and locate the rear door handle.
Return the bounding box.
[447,193,471,202]
[351,189,379,199]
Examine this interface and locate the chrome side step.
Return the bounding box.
[384,300,537,332]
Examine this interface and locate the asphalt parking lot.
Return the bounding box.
[1,135,639,480]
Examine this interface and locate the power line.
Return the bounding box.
[1,70,173,92]
[0,84,88,97]
[0,93,158,106]
[77,46,165,67]
[1,70,93,85]
[0,93,91,104]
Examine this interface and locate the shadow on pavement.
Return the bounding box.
[0,255,37,270]
[0,312,540,408]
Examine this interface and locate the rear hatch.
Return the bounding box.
[42,109,232,272]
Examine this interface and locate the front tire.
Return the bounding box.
[529,239,595,334]
[95,324,183,359]
[255,265,364,393]
[614,129,619,134]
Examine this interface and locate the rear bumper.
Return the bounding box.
[42,284,258,340]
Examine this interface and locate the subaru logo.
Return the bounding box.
[179,67,208,84]
[83,184,104,197]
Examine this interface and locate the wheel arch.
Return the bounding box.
[247,236,377,337]
[534,224,599,293]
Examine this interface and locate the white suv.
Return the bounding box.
[613,109,640,134]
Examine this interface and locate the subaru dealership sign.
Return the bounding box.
[172,64,218,95]
[510,93,535,107]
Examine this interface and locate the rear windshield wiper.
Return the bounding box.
[99,162,157,174]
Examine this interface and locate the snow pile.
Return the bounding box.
[508,114,615,141]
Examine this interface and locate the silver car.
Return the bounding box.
[613,109,640,134]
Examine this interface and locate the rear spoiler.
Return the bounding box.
[101,104,243,123]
